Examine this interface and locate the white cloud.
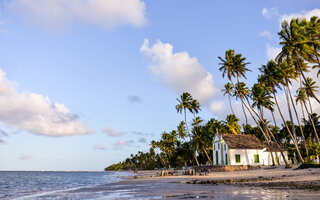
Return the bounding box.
[266,43,282,60]
[113,140,132,150]
[258,31,272,39]
[94,143,106,150]
[209,100,250,125]
[0,69,92,136]
[101,125,124,137]
[209,101,224,114]
[280,8,320,23]
[262,7,279,20]
[11,0,147,30]
[140,39,216,104]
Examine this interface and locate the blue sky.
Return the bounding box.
[0,0,319,171]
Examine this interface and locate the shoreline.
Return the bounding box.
[112,166,320,199]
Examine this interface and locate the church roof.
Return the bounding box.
[221,134,266,149]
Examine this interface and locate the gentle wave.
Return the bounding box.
[0,171,133,200]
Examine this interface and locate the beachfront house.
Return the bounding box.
[212,133,288,166]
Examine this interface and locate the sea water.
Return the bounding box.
[0,171,132,200]
[1,171,319,199]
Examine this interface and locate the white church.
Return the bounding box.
[213,133,288,166]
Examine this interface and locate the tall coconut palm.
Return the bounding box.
[219,50,288,166]
[175,92,194,138]
[176,93,201,165]
[259,60,304,163]
[218,50,250,127]
[276,19,320,104]
[222,83,235,115]
[191,99,201,116]
[300,16,320,76]
[191,117,212,163]
[233,82,249,126]
[279,58,309,162]
[296,88,320,149]
[303,77,319,113]
[251,83,275,119]
[278,58,306,163]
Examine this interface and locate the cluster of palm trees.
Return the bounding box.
[218,16,320,166]
[105,16,320,171]
[106,92,244,170]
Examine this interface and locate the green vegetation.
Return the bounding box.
[105,17,320,171]
[297,163,320,169]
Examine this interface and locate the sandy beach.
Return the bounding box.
[108,166,320,199]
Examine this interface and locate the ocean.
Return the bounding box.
[0,171,132,200]
[1,171,319,199]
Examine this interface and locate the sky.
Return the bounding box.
[0,0,319,171]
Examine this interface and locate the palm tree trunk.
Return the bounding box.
[271,110,280,142]
[194,152,200,166]
[284,87,297,140]
[242,90,288,166]
[307,96,313,113]
[303,101,320,149]
[203,147,212,163]
[184,108,191,139]
[241,102,248,126]
[230,79,278,166]
[284,86,304,163]
[300,102,306,120]
[246,104,276,165]
[229,95,235,115]
[273,90,304,163]
[287,84,309,161]
[184,109,199,166]
[271,110,277,127]
[159,155,166,167]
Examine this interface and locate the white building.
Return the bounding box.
[213,133,288,166]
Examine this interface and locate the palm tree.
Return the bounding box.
[177,121,187,140]
[222,83,235,115]
[151,140,166,166]
[276,18,320,104]
[303,77,319,113]
[223,114,241,135]
[233,82,249,126]
[191,99,201,116]
[299,16,320,76]
[175,92,194,138]
[296,88,320,149]
[279,58,305,163]
[176,93,201,166]
[192,116,203,127]
[219,50,288,166]
[259,60,304,163]
[278,58,309,162]
[191,117,212,163]
[251,83,275,124]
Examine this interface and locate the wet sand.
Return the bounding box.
[112,166,320,199]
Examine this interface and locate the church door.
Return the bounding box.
[216,151,219,165]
